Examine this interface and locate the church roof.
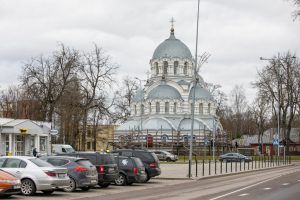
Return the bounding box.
[132,89,144,102]
[189,84,214,101]
[147,83,182,100]
[152,29,193,60]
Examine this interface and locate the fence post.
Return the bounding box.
[209,159,211,176]
[202,159,205,177]
[231,160,232,173]
[226,161,228,173]
[220,160,223,174]
[215,159,217,175]
[195,159,198,177]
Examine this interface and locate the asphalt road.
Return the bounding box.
[5,164,300,200]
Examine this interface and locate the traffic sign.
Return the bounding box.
[272,138,279,145]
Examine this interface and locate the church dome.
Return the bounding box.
[152,29,193,60]
[132,89,144,102]
[189,84,213,101]
[147,84,182,100]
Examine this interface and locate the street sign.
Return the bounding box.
[50,129,58,136]
[272,138,279,145]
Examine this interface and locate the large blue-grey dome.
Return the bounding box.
[152,30,192,60]
[147,84,182,100]
[189,84,213,101]
[132,89,144,102]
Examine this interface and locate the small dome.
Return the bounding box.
[152,30,192,60]
[189,84,213,100]
[132,89,144,102]
[147,84,182,100]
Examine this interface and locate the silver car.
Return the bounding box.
[0,156,70,196]
[152,150,178,162]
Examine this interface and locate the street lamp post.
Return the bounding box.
[135,77,145,149]
[188,0,201,179]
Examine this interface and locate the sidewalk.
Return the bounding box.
[156,161,291,180]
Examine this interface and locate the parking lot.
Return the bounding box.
[4,178,191,200]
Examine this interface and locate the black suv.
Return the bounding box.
[114,156,147,186]
[57,152,118,188]
[112,149,161,182]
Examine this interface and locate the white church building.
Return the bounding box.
[115,26,223,149]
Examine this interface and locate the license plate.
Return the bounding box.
[91,180,97,184]
[58,174,65,178]
[13,185,21,189]
[108,168,115,173]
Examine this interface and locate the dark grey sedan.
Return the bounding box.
[219,153,252,162]
[41,156,98,192]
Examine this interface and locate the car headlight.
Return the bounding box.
[0,179,20,184]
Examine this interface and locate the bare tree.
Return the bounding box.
[290,0,300,19]
[20,44,79,122]
[112,77,138,123]
[78,44,118,150]
[229,84,248,138]
[0,86,21,118]
[255,52,299,155]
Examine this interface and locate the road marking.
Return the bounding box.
[263,187,271,190]
[209,176,281,200]
[238,193,249,196]
[282,183,289,186]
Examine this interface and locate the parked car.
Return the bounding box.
[57,152,118,188]
[0,156,69,196]
[219,153,252,162]
[152,150,178,162]
[41,156,98,192]
[112,149,161,182]
[114,156,146,186]
[0,169,21,198]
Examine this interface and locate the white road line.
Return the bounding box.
[282,183,289,186]
[238,193,249,197]
[209,176,282,200]
[263,188,271,190]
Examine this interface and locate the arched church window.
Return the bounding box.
[156,102,160,113]
[208,103,211,114]
[199,103,203,114]
[149,103,152,113]
[165,102,169,113]
[173,102,177,113]
[141,104,144,115]
[163,61,168,74]
[134,105,137,115]
[184,62,188,75]
[174,61,178,74]
[155,62,159,75]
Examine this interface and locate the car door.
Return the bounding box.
[154,151,163,160]
[1,158,27,178]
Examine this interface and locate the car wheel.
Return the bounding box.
[99,183,110,188]
[80,186,90,191]
[64,177,76,192]
[21,179,36,196]
[115,173,127,186]
[42,190,54,194]
[166,157,171,162]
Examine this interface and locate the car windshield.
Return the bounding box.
[102,154,116,165]
[29,158,53,167]
[132,157,144,167]
[76,159,93,167]
[64,148,75,153]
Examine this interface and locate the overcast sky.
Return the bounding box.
[0,0,299,103]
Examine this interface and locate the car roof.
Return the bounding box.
[0,156,35,160]
[43,156,88,161]
[114,149,150,152]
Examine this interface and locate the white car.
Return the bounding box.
[0,156,70,196]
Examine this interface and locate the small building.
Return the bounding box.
[0,118,50,156]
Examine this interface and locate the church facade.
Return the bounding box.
[114,26,223,150]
